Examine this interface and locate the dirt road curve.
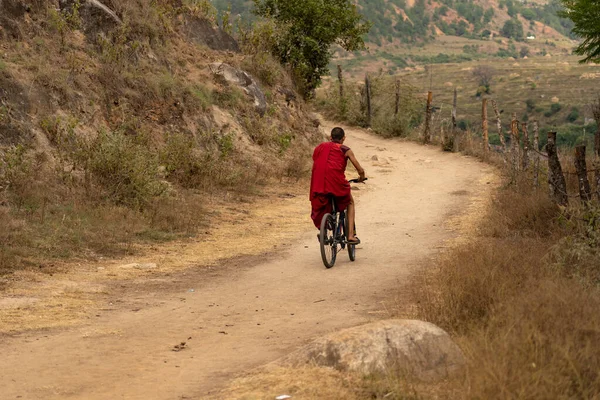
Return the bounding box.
[0,122,495,399]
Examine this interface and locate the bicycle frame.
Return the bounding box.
[330,198,347,250]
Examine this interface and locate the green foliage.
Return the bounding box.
[501,18,524,41]
[545,102,563,117]
[253,0,371,97]
[241,52,283,86]
[47,0,81,48]
[526,99,536,112]
[395,0,432,42]
[566,107,580,123]
[521,8,536,21]
[88,131,167,209]
[160,132,204,188]
[560,0,600,63]
[317,74,423,138]
[0,145,36,208]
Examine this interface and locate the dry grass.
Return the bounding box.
[210,365,433,400]
[0,0,320,279]
[411,179,600,398]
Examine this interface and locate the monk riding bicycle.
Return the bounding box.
[310,127,366,268]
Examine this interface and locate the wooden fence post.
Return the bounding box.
[482,98,489,156]
[337,65,344,99]
[395,79,401,116]
[547,131,569,206]
[575,145,592,203]
[533,120,540,188]
[452,88,457,135]
[510,113,519,175]
[522,122,530,171]
[591,97,600,199]
[424,91,433,144]
[365,74,372,128]
[491,100,506,157]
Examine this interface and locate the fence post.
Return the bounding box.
[452,88,457,134]
[395,79,401,116]
[591,97,600,199]
[365,74,372,128]
[547,131,569,206]
[575,145,592,203]
[424,91,433,144]
[491,100,506,159]
[337,65,344,99]
[482,98,489,156]
[533,120,540,188]
[510,114,519,175]
[522,122,530,171]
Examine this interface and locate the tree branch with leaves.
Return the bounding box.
[560,0,600,63]
[253,0,371,98]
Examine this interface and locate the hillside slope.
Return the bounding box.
[0,0,320,276]
[214,0,574,46]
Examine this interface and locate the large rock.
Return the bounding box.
[59,0,122,41]
[209,63,267,116]
[0,0,28,39]
[281,320,464,381]
[183,16,240,53]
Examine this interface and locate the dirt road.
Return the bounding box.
[0,122,495,399]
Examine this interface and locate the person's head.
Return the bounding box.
[331,127,345,143]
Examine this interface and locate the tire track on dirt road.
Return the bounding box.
[0,121,496,399]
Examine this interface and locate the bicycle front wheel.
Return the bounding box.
[320,213,337,269]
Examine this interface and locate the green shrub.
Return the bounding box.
[0,145,38,208]
[545,102,562,117]
[88,131,167,209]
[567,107,580,123]
[160,132,204,188]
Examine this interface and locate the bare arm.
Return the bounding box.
[346,150,366,181]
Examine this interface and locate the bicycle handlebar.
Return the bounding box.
[349,178,368,183]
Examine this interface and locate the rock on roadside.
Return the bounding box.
[280,319,464,381]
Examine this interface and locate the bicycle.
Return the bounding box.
[319,178,367,269]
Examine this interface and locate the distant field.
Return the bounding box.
[397,55,599,127]
[325,54,600,146]
[332,33,575,78]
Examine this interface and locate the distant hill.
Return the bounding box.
[212,0,574,45]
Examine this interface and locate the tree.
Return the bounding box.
[253,0,371,98]
[472,65,495,93]
[521,8,536,21]
[560,0,600,63]
[501,18,524,41]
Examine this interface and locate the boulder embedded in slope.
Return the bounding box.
[0,0,28,39]
[281,320,464,381]
[209,62,267,116]
[59,0,122,41]
[182,16,240,53]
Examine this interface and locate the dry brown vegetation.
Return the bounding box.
[0,0,320,281]
[408,150,600,398]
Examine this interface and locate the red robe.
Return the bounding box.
[309,142,351,228]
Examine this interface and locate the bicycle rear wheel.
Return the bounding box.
[345,217,356,262]
[320,213,337,269]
